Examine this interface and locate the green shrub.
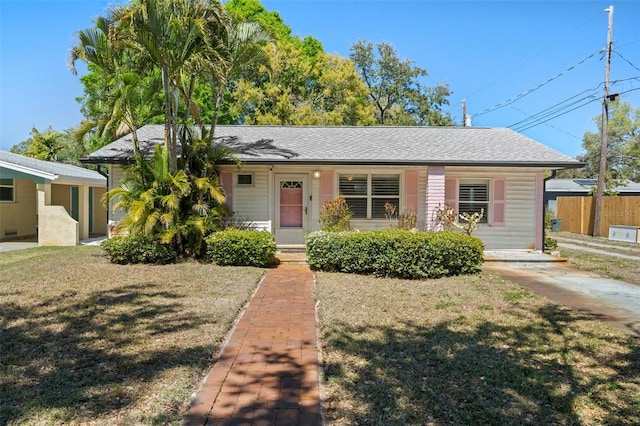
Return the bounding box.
[319,197,353,231]
[545,236,558,251]
[306,229,484,279]
[206,229,276,267]
[101,235,177,265]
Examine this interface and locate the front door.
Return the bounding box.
[70,186,79,221]
[275,174,308,246]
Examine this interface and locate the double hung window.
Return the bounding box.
[458,180,489,223]
[339,174,400,219]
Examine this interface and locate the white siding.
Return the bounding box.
[231,168,270,221]
[446,168,542,250]
[108,163,543,249]
[109,165,128,223]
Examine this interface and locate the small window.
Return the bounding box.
[0,178,15,202]
[237,173,254,186]
[459,180,488,223]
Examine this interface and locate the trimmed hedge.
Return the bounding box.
[306,229,484,279]
[101,235,177,265]
[206,229,276,267]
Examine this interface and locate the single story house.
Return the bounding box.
[545,178,640,215]
[82,125,582,250]
[0,150,107,246]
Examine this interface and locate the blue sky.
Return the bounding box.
[1,1,639,158]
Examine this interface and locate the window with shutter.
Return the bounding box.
[458,179,489,223]
[338,173,400,219]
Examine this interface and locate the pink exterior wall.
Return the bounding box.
[405,171,418,213]
[425,166,445,230]
[320,172,334,206]
[220,171,233,210]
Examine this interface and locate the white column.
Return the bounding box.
[79,185,90,240]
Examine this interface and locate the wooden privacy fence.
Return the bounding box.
[556,196,640,236]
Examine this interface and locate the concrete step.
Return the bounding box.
[276,251,308,264]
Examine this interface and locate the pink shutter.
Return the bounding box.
[320,172,334,205]
[220,171,233,210]
[405,171,418,211]
[444,177,458,212]
[491,178,506,227]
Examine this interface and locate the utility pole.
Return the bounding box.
[461,99,471,126]
[462,99,467,126]
[593,5,613,237]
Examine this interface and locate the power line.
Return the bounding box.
[505,76,638,131]
[613,51,640,73]
[463,9,603,101]
[507,83,604,128]
[512,97,600,132]
[510,87,640,132]
[472,48,605,118]
[509,106,582,139]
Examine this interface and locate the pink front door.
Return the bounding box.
[280,181,303,228]
[275,174,308,246]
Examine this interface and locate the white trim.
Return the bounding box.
[0,160,58,181]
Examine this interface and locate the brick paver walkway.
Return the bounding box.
[183,263,322,426]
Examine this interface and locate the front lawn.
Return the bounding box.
[0,246,264,425]
[316,271,640,425]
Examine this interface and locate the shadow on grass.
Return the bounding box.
[322,304,639,425]
[0,283,214,424]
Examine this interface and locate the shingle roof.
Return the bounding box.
[0,150,106,185]
[546,178,640,193]
[83,125,582,168]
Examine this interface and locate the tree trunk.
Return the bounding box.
[161,64,176,172]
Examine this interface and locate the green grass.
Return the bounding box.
[0,246,265,425]
[558,248,640,286]
[316,271,640,426]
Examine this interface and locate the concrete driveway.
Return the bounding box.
[0,241,38,252]
[484,259,640,337]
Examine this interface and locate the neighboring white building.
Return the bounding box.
[83,125,582,250]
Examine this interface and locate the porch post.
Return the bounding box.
[36,182,51,208]
[425,166,446,230]
[78,185,90,240]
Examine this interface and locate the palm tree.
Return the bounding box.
[109,141,232,257]
[110,0,229,172]
[206,21,271,138]
[70,16,155,165]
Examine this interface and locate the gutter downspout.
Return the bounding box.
[96,165,110,233]
[542,170,557,251]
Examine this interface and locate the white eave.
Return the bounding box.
[0,159,59,181]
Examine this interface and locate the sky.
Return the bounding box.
[1,0,639,158]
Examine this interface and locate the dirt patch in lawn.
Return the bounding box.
[316,271,640,425]
[0,246,264,425]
